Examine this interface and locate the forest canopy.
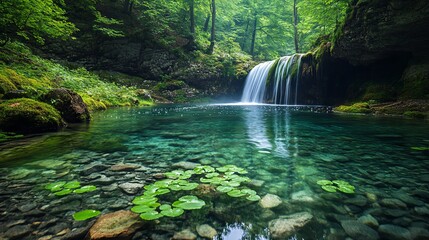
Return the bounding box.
[0,0,351,60]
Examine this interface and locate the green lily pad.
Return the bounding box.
[246,194,261,201]
[169,184,184,191]
[199,178,212,183]
[205,173,219,178]
[165,170,185,179]
[337,185,355,194]
[45,181,66,192]
[73,209,101,221]
[321,185,337,193]
[216,185,234,193]
[316,180,333,186]
[194,165,215,174]
[332,180,349,186]
[222,181,241,187]
[172,195,206,210]
[216,166,229,172]
[64,181,81,189]
[74,185,97,194]
[159,204,172,211]
[180,183,199,190]
[131,205,157,213]
[161,208,184,217]
[227,189,247,197]
[54,188,73,196]
[140,211,163,220]
[132,196,158,205]
[241,188,257,195]
[153,180,173,188]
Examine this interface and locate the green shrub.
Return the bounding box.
[335,102,372,114]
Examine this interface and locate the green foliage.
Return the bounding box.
[72,209,101,221]
[335,102,371,114]
[44,180,97,196]
[0,0,76,44]
[317,179,355,194]
[0,98,63,133]
[93,12,125,38]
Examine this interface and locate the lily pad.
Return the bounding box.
[241,188,257,195]
[132,196,158,205]
[222,181,241,187]
[72,209,101,221]
[45,182,66,192]
[64,181,81,189]
[180,183,199,190]
[154,180,173,188]
[131,205,157,213]
[172,195,206,210]
[159,204,172,211]
[246,194,261,201]
[161,208,184,217]
[205,173,219,178]
[140,211,163,220]
[216,186,234,193]
[194,165,215,174]
[316,180,333,186]
[74,185,97,194]
[337,185,355,194]
[332,180,349,186]
[227,189,247,197]
[169,184,184,191]
[54,189,73,196]
[165,170,185,179]
[321,185,337,193]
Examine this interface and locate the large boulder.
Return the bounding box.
[42,88,90,123]
[0,98,65,133]
[86,210,143,240]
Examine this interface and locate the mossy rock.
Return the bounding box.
[82,95,107,111]
[0,98,65,133]
[335,102,372,114]
[0,73,17,95]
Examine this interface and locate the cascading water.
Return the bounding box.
[241,54,303,105]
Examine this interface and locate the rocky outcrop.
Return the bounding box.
[268,212,313,239]
[42,88,90,123]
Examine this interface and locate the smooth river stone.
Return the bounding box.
[259,194,282,209]
[380,198,407,209]
[110,164,140,171]
[268,212,313,239]
[358,214,379,228]
[172,161,200,170]
[118,182,143,195]
[378,224,412,240]
[196,224,217,239]
[341,220,380,240]
[87,210,143,240]
[172,229,197,240]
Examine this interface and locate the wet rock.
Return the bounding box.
[380,198,407,209]
[81,164,109,176]
[92,175,114,185]
[196,224,217,239]
[409,227,429,240]
[414,206,429,216]
[41,88,90,123]
[118,182,144,195]
[51,200,81,214]
[108,199,130,210]
[17,202,38,212]
[172,229,197,240]
[47,222,70,235]
[378,224,412,240]
[290,190,315,203]
[150,233,170,240]
[249,179,265,187]
[87,210,143,239]
[341,220,379,240]
[259,194,282,209]
[4,224,32,239]
[412,190,429,200]
[393,217,412,227]
[101,183,118,192]
[110,164,140,172]
[358,214,379,228]
[23,209,45,217]
[366,192,378,203]
[61,226,90,240]
[6,219,26,228]
[260,209,276,220]
[268,212,313,239]
[345,195,368,207]
[384,209,408,218]
[172,161,200,170]
[392,192,424,206]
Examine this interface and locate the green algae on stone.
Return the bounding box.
[73,209,101,221]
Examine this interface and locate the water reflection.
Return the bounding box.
[215,222,269,240]
[244,106,298,158]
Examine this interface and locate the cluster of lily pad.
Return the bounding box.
[317,179,355,194]
[44,180,97,196]
[131,164,261,220]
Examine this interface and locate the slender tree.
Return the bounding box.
[250,13,257,57]
[293,0,299,53]
[208,0,216,54]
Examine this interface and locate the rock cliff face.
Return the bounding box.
[316,0,429,105]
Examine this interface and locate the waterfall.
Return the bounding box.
[241,54,303,105]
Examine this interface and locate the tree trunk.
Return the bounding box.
[123,0,131,13]
[203,14,210,32]
[240,17,250,50]
[208,0,216,54]
[293,0,299,53]
[250,15,257,58]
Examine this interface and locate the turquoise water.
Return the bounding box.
[0,104,428,239]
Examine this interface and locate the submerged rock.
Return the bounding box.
[172,161,200,170]
[268,212,313,239]
[341,220,379,240]
[118,182,144,195]
[259,194,282,209]
[378,224,412,240]
[87,210,143,239]
[4,224,32,239]
[110,164,140,172]
[172,229,197,240]
[380,198,407,209]
[196,224,217,239]
[358,214,379,228]
[290,190,315,203]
